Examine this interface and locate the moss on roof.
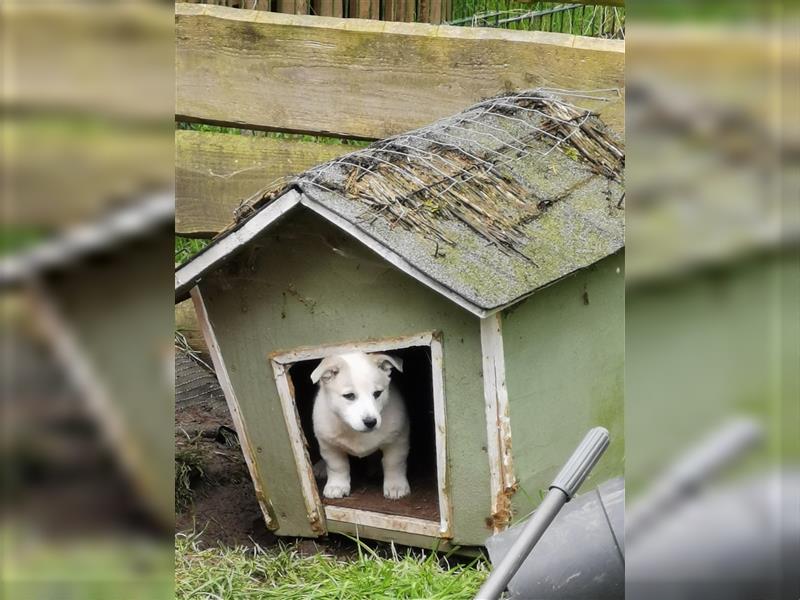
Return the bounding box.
[202,90,625,311]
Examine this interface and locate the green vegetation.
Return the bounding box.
[175,236,210,266]
[2,529,172,600]
[175,446,206,513]
[176,122,370,147]
[1,227,47,257]
[449,0,624,36]
[175,532,488,600]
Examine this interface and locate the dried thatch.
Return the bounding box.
[189,89,624,311]
[228,90,622,265]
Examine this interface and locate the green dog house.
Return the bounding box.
[175,91,625,549]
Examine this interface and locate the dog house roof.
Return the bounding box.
[175,90,624,317]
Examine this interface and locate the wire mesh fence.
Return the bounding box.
[448,1,624,36]
[179,0,624,36]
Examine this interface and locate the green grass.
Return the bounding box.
[175,236,211,266]
[175,446,206,513]
[2,529,173,600]
[175,532,488,600]
[177,122,370,147]
[450,0,624,36]
[1,227,47,257]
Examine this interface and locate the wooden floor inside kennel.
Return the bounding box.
[319,471,440,522]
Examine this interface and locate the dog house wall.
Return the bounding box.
[195,207,625,547]
[196,209,491,545]
[500,250,625,520]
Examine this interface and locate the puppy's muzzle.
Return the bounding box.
[362,416,377,429]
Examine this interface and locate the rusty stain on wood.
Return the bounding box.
[485,480,518,530]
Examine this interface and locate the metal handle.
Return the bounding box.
[550,426,610,499]
[475,427,611,600]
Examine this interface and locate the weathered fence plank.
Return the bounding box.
[5,122,172,228]
[175,5,625,139]
[4,4,173,122]
[176,130,350,236]
[176,298,208,354]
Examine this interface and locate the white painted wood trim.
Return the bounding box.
[270,331,435,364]
[299,194,488,318]
[324,506,441,538]
[270,360,327,533]
[191,286,278,530]
[480,314,515,533]
[175,190,301,296]
[270,331,452,539]
[429,335,452,537]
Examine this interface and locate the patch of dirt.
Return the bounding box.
[7,333,160,537]
[174,358,276,548]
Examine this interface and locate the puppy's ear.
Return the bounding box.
[311,356,342,384]
[371,353,403,374]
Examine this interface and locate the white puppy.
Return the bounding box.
[311,352,410,500]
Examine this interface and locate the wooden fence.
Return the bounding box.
[176,4,624,235]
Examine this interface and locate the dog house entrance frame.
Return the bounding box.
[268,330,453,539]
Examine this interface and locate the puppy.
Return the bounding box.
[311,352,410,500]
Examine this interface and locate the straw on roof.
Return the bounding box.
[178,89,625,313]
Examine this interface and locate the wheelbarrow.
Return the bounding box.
[476,419,772,600]
[475,427,617,600]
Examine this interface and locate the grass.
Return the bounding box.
[2,528,173,600]
[449,0,624,36]
[175,532,488,600]
[175,444,206,513]
[175,236,211,266]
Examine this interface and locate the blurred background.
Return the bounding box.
[2,2,175,599]
[1,0,797,598]
[625,1,798,598]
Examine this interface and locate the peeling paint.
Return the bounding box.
[486,481,519,530]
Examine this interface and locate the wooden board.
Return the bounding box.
[4,120,173,229]
[176,130,350,236]
[3,4,173,121]
[176,299,208,355]
[176,5,625,139]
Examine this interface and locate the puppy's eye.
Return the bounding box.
[342,393,356,401]
[373,390,383,399]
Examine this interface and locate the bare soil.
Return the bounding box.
[174,372,277,548]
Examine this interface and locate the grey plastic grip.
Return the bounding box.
[550,427,610,499]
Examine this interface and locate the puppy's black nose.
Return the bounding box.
[363,417,377,429]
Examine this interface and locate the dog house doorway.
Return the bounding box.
[269,332,451,538]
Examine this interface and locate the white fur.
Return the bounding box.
[311,352,410,500]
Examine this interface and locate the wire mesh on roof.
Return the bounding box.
[233,90,623,263]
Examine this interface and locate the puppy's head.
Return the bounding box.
[311,352,403,432]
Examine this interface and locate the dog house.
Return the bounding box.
[175,90,625,549]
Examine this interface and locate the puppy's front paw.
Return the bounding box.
[323,481,350,498]
[383,477,411,500]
